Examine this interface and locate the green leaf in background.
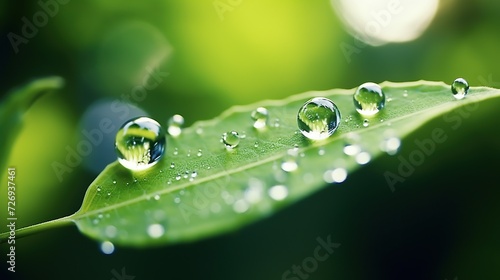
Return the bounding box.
[2,80,499,248]
[0,77,64,179]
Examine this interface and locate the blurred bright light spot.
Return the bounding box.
[331,0,439,46]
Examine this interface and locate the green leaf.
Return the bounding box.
[2,80,499,247]
[0,77,65,177]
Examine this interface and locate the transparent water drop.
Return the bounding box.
[112,180,117,184]
[343,133,361,156]
[174,196,181,203]
[451,78,469,100]
[97,186,102,192]
[297,97,341,140]
[187,150,191,157]
[254,141,259,148]
[281,149,299,172]
[100,241,115,255]
[381,136,401,155]
[268,185,288,201]
[323,168,348,183]
[318,147,326,156]
[147,223,165,238]
[183,171,189,179]
[105,225,117,238]
[154,194,160,200]
[251,107,269,129]
[222,131,240,149]
[355,151,371,165]
[115,117,166,171]
[167,114,184,137]
[233,199,250,213]
[173,148,178,156]
[273,118,281,128]
[353,82,385,116]
[197,149,202,157]
[191,171,198,178]
[363,119,369,127]
[170,162,175,169]
[175,174,181,181]
[196,127,203,135]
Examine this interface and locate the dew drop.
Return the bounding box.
[281,149,299,172]
[100,241,115,255]
[254,141,259,148]
[222,131,240,149]
[268,185,288,201]
[105,225,117,238]
[175,174,181,181]
[251,107,269,129]
[273,118,281,128]
[381,136,401,155]
[183,171,189,179]
[318,147,326,156]
[353,82,385,116]
[363,119,370,127]
[355,151,371,165]
[167,114,184,137]
[197,149,202,157]
[154,194,160,200]
[451,78,469,100]
[174,196,181,203]
[112,180,117,184]
[173,148,178,156]
[343,133,361,156]
[323,168,348,183]
[115,117,166,171]
[191,171,198,178]
[96,186,102,192]
[147,224,165,238]
[297,97,341,140]
[233,199,250,213]
[170,162,175,169]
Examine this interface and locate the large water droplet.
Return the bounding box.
[100,241,115,254]
[251,107,269,129]
[222,131,240,149]
[451,78,469,100]
[147,223,165,238]
[353,82,385,116]
[115,117,166,171]
[167,114,184,137]
[297,97,341,140]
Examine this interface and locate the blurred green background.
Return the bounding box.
[1,0,500,279]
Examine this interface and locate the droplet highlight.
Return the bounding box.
[353,82,385,116]
[115,117,166,171]
[451,78,469,100]
[297,97,341,141]
[167,114,184,137]
[147,224,165,238]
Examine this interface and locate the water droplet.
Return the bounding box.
[191,171,198,178]
[343,133,361,156]
[254,141,259,148]
[451,78,469,100]
[323,168,348,183]
[281,149,299,172]
[175,174,181,181]
[297,97,341,140]
[170,162,175,169]
[273,118,281,128]
[233,199,250,213]
[187,150,191,157]
[154,194,160,200]
[363,119,369,127]
[353,82,385,116]
[222,131,240,149]
[403,90,408,97]
[183,171,189,179]
[96,186,101,192]
[147,224,165,238]
[100,241,115,255]
[268,185,288,201]
[355,151,371,165]
[115,117,166,171]
[318,147,326,156]
[167,114,184,137]
[173,148,178,156]
[105,225,117,238]
[197,149,202,157]
[174,196,181,203]
[112,180,117,184]
[245,178,264,203]
[196,127,203,134]
[251,107,269,129]
[381,136,401,155]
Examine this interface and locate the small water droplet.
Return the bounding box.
[245,178,264,203]
[100,241,115,255]
[343,133,361,156]
[363,119,370,127]
[112,180,116,184]
[154,194,160,200]
[96,186,102,192]
[273,118,281,128]
[254,141,259,148]
[281,149,299,172]
[105,225,117,238]
[115,117,166,171]
[323,168,348,183]
[233,199,250,213]
[167,114,184,137]
[197,149,202,157]
[175,174,181,181]
[196,127,203,134]
[170,162,175,169]
[451,78,469,99]
[355,151,371,165]
[297,97,341,140]
[173,148,178,156]
[387,97,393,102]
[268,185,288,201]
[183,171,189,179]
[187,150,191,157]
[381,136,401,155]
[222,131,240,149]
[191,171,198,178]
[251,107,269,129]
[353,82,385,116]
[174,196,181,203]
[147,224,165,238]
[318,147,326,156]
